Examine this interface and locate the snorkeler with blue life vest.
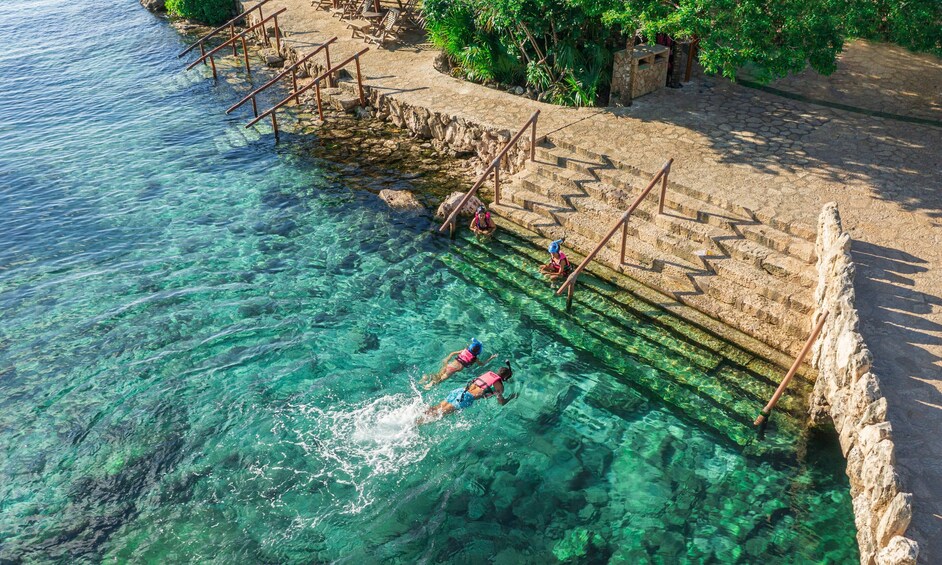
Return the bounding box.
[539,238,573,281]
[419,361,517,423]
[420,338,498,389]
[469,205,496,237]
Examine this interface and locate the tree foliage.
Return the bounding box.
[424,0,942,107]
[166,0,238,25]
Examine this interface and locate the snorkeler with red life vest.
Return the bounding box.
[420,338,498,389]
[539,238,573,281]
[419,361,517,423]
[469,205,496,237]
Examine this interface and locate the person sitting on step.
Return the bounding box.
[539,238,572,281]
[469,205,496,238]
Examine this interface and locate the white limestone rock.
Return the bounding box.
[435,192,483,219]
[876,492,913,547]
[875,536,919,565]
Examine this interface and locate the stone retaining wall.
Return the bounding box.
[809,203,919,565]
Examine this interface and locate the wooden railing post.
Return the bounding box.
[271,112,279,142]
[315,82,324,120]
[273,14,282,54]
[754,311,829,431]
[178,0,275,59]
[620,219,628,264]
[658,162,671,215]
[292,67,299,104]
[354,55,365,106]
[257,6,268,45]
[530,119,536,161]
[494,160,500,204]
[230,24,238,57]
[241,36,250,75]
[209,55,217,79]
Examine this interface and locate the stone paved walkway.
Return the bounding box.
[238,2,942,558]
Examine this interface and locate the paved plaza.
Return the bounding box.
[245,3,942,557]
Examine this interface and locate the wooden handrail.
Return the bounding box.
[226,37,338,116]
[555,158,673,297]
[177,0,274,58]
[438,110,540,233]
[245,48,369,142]
[308,49,369,120]
[185,9,287,70]
[754,310,829,428]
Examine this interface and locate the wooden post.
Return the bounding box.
[658,167,669,214]
[230,24,237,57]
[209,54,217,80]
[494,162,500,204]
[273,15,281,54]
[199,42,207,65]
[354,55,366,106]
[315,82,324,120]
[241,37,251,75]
[257,7,268,45]
[292,68,299,104]
[530,118,536,161]
[620,219,627,264]
[566,281,574,311]
[325,45,333,87]
[271,112,279,143]
[251,96,258,118]
[449,220,456,240]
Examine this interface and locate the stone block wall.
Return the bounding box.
[809,203,919,565]
[609,44,669,105]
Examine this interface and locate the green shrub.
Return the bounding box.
[166,0,238,26]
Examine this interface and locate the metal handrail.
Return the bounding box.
[226,37,338,117]
[185,9,287,71]
[555,158,673,300]
[245,48,370,142]
[754,310,829,431]
[177,0,274,58]
[438,110,540,234]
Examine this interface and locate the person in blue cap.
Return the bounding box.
[421,338,498,389]
[539,238,572,281]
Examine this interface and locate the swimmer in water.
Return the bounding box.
[419,361,517,423]
[421,338,497,389]
[469,205,496,238]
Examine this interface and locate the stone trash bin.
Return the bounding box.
[608,43,669,106]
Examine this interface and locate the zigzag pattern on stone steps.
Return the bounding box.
[491,138,818,357]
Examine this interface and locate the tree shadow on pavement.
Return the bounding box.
[851,239,942,559]
[615,75,942,218]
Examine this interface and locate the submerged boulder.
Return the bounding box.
[435,191,483,219]
[379,189,424,211]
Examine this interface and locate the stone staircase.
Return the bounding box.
[491,138,818,357]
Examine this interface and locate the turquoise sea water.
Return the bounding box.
[0,0,858,562]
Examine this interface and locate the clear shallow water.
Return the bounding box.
[0,0,858,562]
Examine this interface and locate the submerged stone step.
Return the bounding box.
[439,231,804,451]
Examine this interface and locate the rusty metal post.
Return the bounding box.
[325,45,333,87]
[620,219,627,264]
[271,112,279,143]
[658,166,670,215]
[314,82,325,121]
[209,55,217,79]
[241,37,251,75]
[530,118,536,161]
[273,15,281,54]
[292,68,299,104]
[354,55,366,106]
[251,96,258,118]
[230,24,237,57]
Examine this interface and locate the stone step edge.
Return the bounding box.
[509,179,817,312]
[532,144,818,262]
[488,202,815,376]
[543,136,818,242]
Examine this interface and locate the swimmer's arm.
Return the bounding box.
[495,382,517,406]
[476,354,498,367]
